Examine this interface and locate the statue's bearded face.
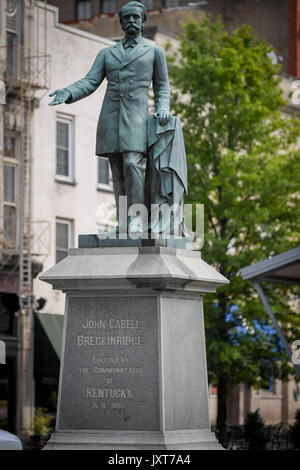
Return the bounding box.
[120,6,144,36]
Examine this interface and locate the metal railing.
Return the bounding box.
[0,217,50,255]
[214,424,295,450]
[0,215,18,250]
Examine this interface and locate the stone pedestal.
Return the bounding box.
[40,246,228,449]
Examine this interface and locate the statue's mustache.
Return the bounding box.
[124,23,139,30]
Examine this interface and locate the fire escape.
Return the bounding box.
[0,0,51,438]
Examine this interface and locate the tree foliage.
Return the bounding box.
[290,409,300,449]
[244,409,268,450]
[166,14,300,435]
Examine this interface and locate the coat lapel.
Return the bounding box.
[110,40,124,64]
[110,38,152,70]
[121,38,152,69]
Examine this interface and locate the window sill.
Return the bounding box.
[97,183,113,193]
[3,156,18,164]
[55,177,77,186]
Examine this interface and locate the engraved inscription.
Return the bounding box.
[59,297,159,430]
[85,387,134,398]
[77,335,144,346]
[78,317,144,411]
[92,366,143,375]
[82,318,141,329]
[92,356,129,364]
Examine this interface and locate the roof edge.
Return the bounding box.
[240,246,300,281]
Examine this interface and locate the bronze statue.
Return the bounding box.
[49,1,172,236]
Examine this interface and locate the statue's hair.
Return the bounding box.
[119,2,147,22]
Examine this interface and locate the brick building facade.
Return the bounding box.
[47,0,300,76]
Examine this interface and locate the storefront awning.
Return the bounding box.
[240,246,300,284]
[34,312,64,377]
[240,246,300,379]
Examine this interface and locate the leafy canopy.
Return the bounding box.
[166,15,300,387]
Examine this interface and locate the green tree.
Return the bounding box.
[166,15,300,446]
[290,409,300,449]
[244,409,268,450]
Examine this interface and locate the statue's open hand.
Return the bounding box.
[154,110,172,126]
[48,89,71,106]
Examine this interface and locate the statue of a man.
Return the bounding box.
[49,1,171,235]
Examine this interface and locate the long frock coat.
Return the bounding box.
[65,37,170,156]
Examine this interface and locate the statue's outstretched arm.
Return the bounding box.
[49,48,107,106]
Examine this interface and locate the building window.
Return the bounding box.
[98,157,111,186]
[97,157,112,189]
[6,0,23,79]
[56,116,74,182]
[289,0,300,77]
[163,0,179,8]
[3,164,17,244]
[4,165,15,203]
[56,219,73,263]
[143,0,154,10]
[101,0,117,15]
[6,31,17,78]
[3,131,20,246]
[261,376,274,393]
[4,133,18,158]
[265,376,274,393]
[76,0,92,20]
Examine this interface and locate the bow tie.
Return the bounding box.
[124,38,137,49]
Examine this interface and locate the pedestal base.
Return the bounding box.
[40,247,228,451]
[44,429,223,450]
